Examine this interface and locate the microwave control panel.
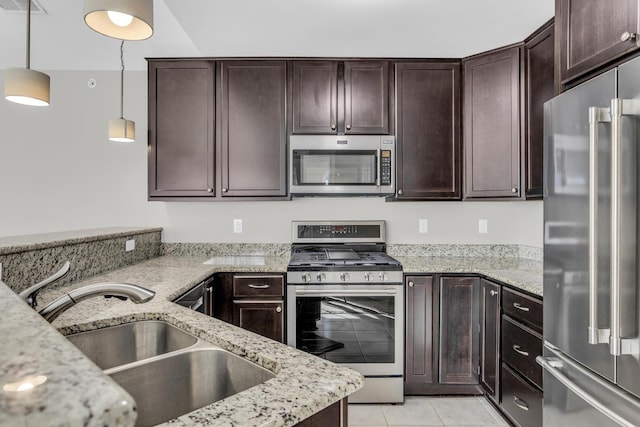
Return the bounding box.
[380,150,392,185]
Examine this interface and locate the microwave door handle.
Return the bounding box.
[376,148,381,186]
[587,106,610,345]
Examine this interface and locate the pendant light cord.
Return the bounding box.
[26,0,31,69]
[119,40,125,119]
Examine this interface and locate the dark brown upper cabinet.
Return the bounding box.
[219,61,287,197]
[523,20,554,199]
[148,60,215,198]
[394,61,461,200]
[557,0,640,87]
[291,60,389,135]
[463,45,522,199]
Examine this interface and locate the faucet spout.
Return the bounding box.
[38,283,155,322]
[19,261,71,308]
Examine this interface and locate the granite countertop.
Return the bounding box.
[0,255,364,427]
[397,256,543,297]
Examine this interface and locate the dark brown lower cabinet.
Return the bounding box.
[294,398,347,427]
[233,301,283,342]
[480,279,501,402]
[405,275,481,394]
[501,364,543,427]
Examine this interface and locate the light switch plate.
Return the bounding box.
[419,218,428,233]
[233,219,243,233]
[478,219,488,234]
[125,239,135,252]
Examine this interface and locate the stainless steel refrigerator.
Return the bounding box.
[540,55,640,426]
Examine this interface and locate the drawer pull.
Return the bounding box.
[513,396,529,411]
[512,344,529,357]
[248,284,270,289]
[513,302,530,312]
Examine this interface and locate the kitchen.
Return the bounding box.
[0,1,638,426]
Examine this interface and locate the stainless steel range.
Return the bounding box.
[286,220,404,403]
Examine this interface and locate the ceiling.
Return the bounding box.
[0,0,555,71]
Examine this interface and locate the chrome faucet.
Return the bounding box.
[38,283,156,322]
[19,261,71,308]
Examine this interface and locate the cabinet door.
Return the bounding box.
[523,21,554,199]
[344,61,389,134]
[395,62,461,199]
[558,0,640,84]
[464,46,521,199]
[148,61,215,198]
[405,275,437,389]
[439,276,480,384]
[220,61,287,197]
[292,61,338,134]
[480,279,501,401]
[233,301,284,342]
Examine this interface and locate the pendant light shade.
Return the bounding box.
[84,0,153,41]
[108,117,135,142]
[4,68,50,106]
[4,0,50,107]
[109,41,135,142]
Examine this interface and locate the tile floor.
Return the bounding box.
[349,396,509,427]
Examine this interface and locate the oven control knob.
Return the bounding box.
[301,273,311,283]
[363,272,372,282]
[379,272,388,281]
[340,272,350,282]
[316,273,326,282]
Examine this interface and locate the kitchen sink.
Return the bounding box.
[66,320,197,370]
[108,347,275,427]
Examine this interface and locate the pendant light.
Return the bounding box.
[4,0,50,106]
[84,0,153,41]
[108,41,135,142]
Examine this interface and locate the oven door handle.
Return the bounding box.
[295,288,398,296]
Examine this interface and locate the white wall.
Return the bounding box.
[0,70,543,247]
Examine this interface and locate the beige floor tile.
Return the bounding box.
[382,396,444,426]
[478,398,509,425]
[430,397,499,425]
[349,403,388,426]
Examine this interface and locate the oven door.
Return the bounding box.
[286,284,403,376]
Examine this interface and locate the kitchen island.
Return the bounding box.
[0,255,364,427]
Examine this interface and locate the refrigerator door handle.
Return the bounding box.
[609,98,640,356]
[587,106,611,345]
[537,355,637,427]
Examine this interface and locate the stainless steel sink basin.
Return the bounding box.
[66,320,197,370]
[108,347,276,427]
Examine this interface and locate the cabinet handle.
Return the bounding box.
[276,306,282,313]
[398,189,403,196]
[222,188,228,193]
[513,302,530,312]
[513,396,529,411]
[331,124,336,130]
[346,124,352,130]
[206,188,213,193]
[512,344,529,357]
[408,281,414,287]
[511,187,518,193]
[206,288,213,293]
[621,31,637,42]
[248,284,270,289]
[490,290,498,296]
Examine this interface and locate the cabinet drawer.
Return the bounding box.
[502,316,542,389]
[233,275,284,297]
[501,364,542,427]
[502,288,542,332]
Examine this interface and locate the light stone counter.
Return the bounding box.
[397,256,543,297]
[0,256,364,427]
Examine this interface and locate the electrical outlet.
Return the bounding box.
[125,239,135,252]
[478,219,488,234]
[419,218,428,233]
[233,219,243,233]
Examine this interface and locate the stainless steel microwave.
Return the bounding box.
[289,135,395,196]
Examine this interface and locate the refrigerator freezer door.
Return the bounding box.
[540,344,640,427]
[543,68,616,382]
[613,55,640,399]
